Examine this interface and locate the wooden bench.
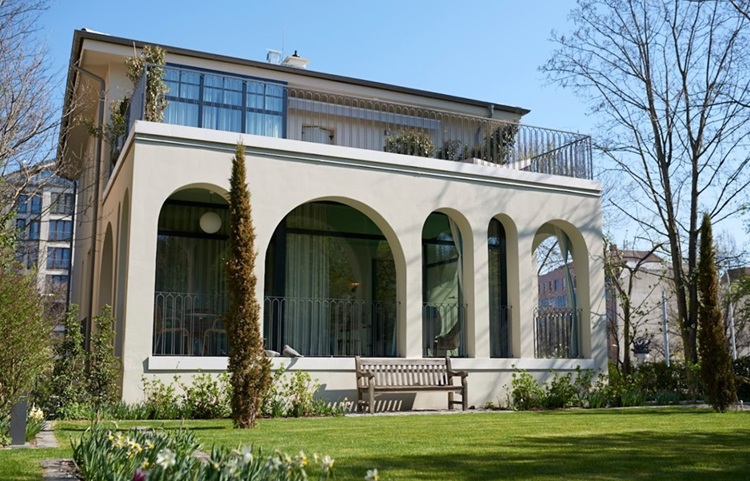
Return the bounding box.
[355,357,468,413]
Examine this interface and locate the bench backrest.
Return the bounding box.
[355,357,455,387]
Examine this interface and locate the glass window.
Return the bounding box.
[422,212,464,358]
[163,66,285,138]
[47,275,69,287]
[49,220,72,241]
[263,202,397,357]
[15,219,25,236]
[51,193,74,215]
[17,194,28,213]
[28,221,40,240]
[489,218,509,358]
[30,195,42,214]
[47,247,71,269]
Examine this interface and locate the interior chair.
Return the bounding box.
[202,318,227,356]
[433,321,461,357]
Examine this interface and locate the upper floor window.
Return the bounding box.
[28,220,40,240]
[17,195,28,214]
[51,193,75,215]
[47,247,71,270]
[163,66,285,138]
[30,194,42,214]
[49,220,72,241]
[17,194,41,214]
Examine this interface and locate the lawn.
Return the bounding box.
[1,408,749,480]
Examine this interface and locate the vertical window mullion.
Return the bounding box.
[198,72,205,129]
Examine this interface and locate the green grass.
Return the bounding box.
[2,408,750,480]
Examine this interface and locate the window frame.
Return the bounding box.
[163,64,287,137]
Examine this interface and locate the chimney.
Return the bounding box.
[281,50,309,69]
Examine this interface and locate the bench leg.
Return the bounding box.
[368,384,375,414]
[462,386,468,411]
[448,392,454,410]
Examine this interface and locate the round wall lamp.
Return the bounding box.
[199,212,222,234]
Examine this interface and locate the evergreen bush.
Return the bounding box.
[697,214,737,411]
[226,143,271,428]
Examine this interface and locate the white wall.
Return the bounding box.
[97,122,606,407]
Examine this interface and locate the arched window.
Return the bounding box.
[422,212,465,357]
[264,201,397,357]
[533,224,580,358]
[152,189,229,356]
[488,218,510,358]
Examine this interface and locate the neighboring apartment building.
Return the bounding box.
[59,30,607,408]
[12,166,75,309]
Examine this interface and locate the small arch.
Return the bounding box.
[488,214,519,358]
[99,223,114,311]
[422,209,472,357]
[531,219,589,359]
[263,199,401,357]
[115,190,130,357]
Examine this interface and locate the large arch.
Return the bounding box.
[263,198,402,357]
[531,219,589,359]
[152,185,230,356]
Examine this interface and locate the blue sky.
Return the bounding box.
[40,0,589,132]
[38,0,747,249]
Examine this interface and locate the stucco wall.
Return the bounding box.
[95,122,606,407]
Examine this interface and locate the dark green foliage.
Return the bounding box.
[733,356,750,401]
[50,304,89,417]
[509,370,546,410]
[0,255,53,416]
[697,213,737,412]
[383,129,435,157]
[177,372,231,419]
[468,123,518,164]
[88,305,120,410]
[226,143,271,428]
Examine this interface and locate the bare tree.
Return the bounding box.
[0,0,61,230]
[542,0,750,364]
[604,240,665,374]
[730,0,750,21]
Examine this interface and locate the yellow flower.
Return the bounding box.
[365,468,380,481]
[142,460,150,469]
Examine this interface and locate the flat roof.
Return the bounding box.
[70,29,531,116]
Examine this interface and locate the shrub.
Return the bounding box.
[88,305,120,411]
[142,376,182,420]
[544,372,578,409]
[177,372,231,419]
[509,369,545,410]
[49,304,89,418]
[0,256,54,416]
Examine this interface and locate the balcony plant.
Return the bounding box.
[383,129,434,158]
[468,123,519,164]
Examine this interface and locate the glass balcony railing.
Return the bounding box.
[124,65,593,180]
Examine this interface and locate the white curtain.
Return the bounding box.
[285,204,330,355]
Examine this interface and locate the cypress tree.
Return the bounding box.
[226,143,271,428]
[697,213,736,412]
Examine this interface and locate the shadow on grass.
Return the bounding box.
[340,430,750,481]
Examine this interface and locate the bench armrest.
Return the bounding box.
[448,369,469,383]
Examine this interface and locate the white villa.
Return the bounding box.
[60,30,608,409]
